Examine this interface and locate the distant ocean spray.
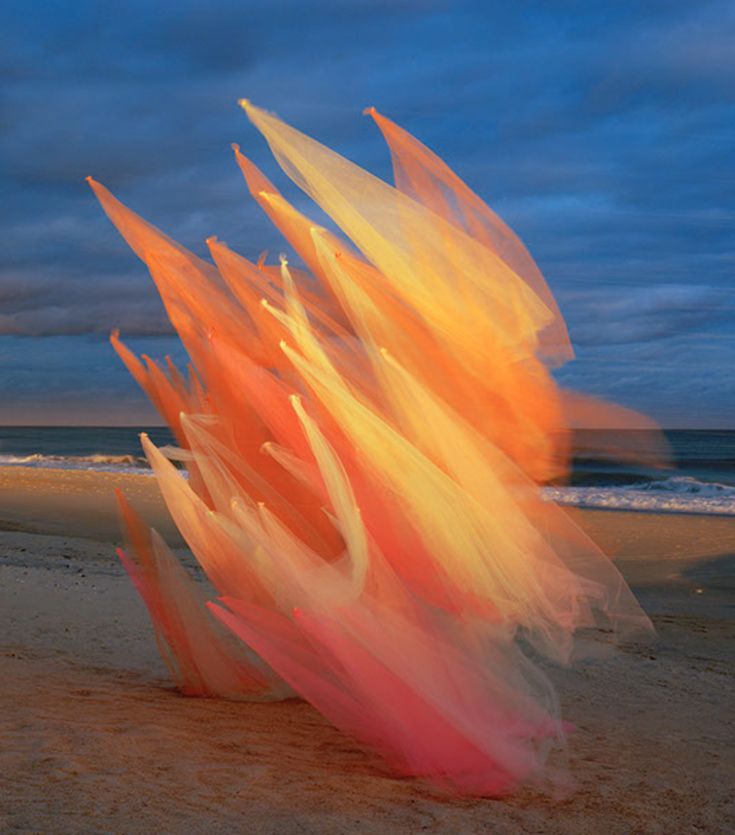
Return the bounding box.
[0,426,733,516]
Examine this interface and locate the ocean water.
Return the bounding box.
[0,426,174,473]
[0,426,733,516]
[544,429,735,516]
[549,429,735,515]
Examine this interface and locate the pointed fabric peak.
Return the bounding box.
[363,107,572,365]
[232,143,279,198]
[87,178,212,278]
[240,102,554,366]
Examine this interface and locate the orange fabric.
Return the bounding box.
[91,103,662,796]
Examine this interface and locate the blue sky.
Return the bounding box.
[1,0,733,426]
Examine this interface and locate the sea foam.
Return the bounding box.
[544,475,735,516]
[0,453,150,473]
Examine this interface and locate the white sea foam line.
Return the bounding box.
[0,454,152,475]
[544,477,735,516]
[1,456,733,513]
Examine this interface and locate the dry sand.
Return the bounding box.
[1,466,733,833]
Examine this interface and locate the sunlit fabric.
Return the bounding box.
[89,102,658,795]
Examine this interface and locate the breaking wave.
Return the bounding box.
[0,453,151,473]
[545,476,735,516]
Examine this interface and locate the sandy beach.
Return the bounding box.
[1,466,733,833]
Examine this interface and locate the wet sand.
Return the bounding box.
[1,466,733,833]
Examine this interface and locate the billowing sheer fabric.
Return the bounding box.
[89,103,660,796]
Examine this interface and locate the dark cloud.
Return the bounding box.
[0,270,172,337]
[1,0,733,425]
[564,284,733,347]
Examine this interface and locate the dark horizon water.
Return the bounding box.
[569,429,735,487]
[0,425,175,464]
[1,426,734,514]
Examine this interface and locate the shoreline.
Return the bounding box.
[1,466,733,832]
[0,465,182,544]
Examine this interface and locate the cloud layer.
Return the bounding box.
[1,0,733,425]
